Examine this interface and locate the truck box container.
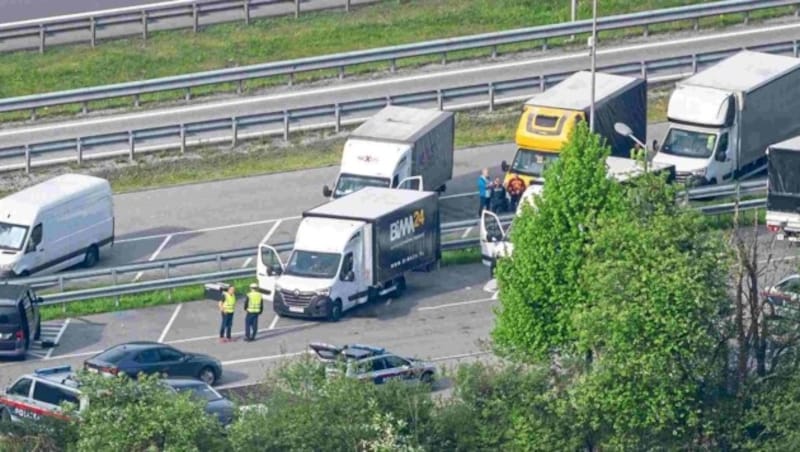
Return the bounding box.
[766,135,800,241]
[348,106,454,192]
[304,187,441,285]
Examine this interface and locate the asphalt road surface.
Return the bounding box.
[0,0,165,22]
[0,263,500,388]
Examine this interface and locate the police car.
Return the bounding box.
[309,343,435,385]
[0,365,84,423]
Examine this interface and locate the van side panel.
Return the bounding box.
[33,188,114,274]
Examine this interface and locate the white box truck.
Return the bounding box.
[766,135,800,242]
[0,174,114,278]
[322,106,454,199]
[481,157,674,276]
[259,187,441,321]
[653,51,800,186]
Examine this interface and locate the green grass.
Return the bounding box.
[41,247,482,321]
[2,0,782,121]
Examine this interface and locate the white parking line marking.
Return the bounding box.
[116,215,301,244]
[492,291,499,300]
[261,220,282,244]
[44,319,70,359]
[461,227,472,238]
[222,351,308,366]
[133,234,172,282]
[158,304,183,343]
[268,315,280,330]
[241,257,253,268]
[418,297,495,311]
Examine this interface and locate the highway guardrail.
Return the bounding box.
[2,35,799,174]
[0,198,765,308]
[0,0,797,117]
[0,0,378,53]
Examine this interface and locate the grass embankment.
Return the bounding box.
[40,247,482,321]
[3,0,787,121]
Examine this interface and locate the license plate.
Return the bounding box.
[289,307,304,313]
[87,367,98,374]
[777,234,785,240]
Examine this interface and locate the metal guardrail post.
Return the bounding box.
[488,83,495,112]
[338,66,345,80]
[334,103,341,133]
[643,24,649,38]
[346,0,351,12]
[441,52,447,65]
[134,94,140,108]
[128,131,135,162]
[539,76,546,92]
[217,255,223,272]
[193,3,199,33]
[295,0,300,19]
[76,138,83,166]
[237,79,244,94]
[283,110,290,141]
[165,263,172,301]
[288,72,294,87]
[180,124,186,153]
[24,145,31,174]
[640,61,647,79]
[693,18,700,31]
[38,25,45,53]
[231,117,238,147]
[794,40,799,57]
[390,58,397,73]
[90,17,97,47]
[491,45,498,59]
[184,88,192,101]
[112,269,119,306]
[437,90,443,110]
[385,96,392,106]
[542,38,548,51]
[141,10,148,41]
[81,101,88,115]
[59,276,65,313]
[30,108,36,121]
[692,54,698,73]
[243,0,250,25]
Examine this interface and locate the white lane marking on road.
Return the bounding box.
[167,322,313,345]
[241,257,253,268]
[461,227,472,239]
[222,351,309,366]
[268,314,280,330]
[418,297,495,311]
[760,255,800,265]
[133,234,172,282]
[441,192,476,200]
[44,319,70,359]
[482,279,497,293]
[260,220,282,244]
[8,22,794,139]
[115,215,301,244]
[158,304,183,343]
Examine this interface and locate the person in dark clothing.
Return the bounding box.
[506,174,526,212]
[490,177,507,213]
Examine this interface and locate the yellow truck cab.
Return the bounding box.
[501,71,647,188]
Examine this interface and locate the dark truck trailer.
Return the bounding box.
[766,135,800,242]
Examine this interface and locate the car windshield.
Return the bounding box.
[93,346,129,364]
[0,306,20,325]
[285,250,341,279]
[511,149,559,179]
[0,222,29,251]
[174,383,222,402]
[661,128,717,159]
[333,174,390,199]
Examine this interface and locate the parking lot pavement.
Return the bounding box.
[0,264,497,387]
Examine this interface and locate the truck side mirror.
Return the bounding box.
[345,271,355,282]
[501,161,509,172]
[488,232,502,242]
[322,185,332,198]
[652,140,660,153]
[268,266,282,276]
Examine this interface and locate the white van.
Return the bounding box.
[0,174,114,278]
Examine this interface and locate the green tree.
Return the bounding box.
[76,372,227,452]
[493,121,623,360]
[570,173,730,448]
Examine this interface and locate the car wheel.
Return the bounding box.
[328,300,343,322]
[198,367,217,386]
[394,276,406,297]
[83,245,99,268]
[420,371,434,385]
[34,319,41,341]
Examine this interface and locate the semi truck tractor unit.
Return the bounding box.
[501,71,647,187]
[323,106,455,199]
[261,187,441,321]
[653,51,800,186]
[766,136,800,243]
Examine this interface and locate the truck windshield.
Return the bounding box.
[285,250,341,279]
[510,149,559,178]
[0,222,28,251]
[334,174,390,199]
[661,128,717,159]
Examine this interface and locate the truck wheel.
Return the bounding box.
[394,277,406,297]
[328,300,343,322]
[438,184,446,193]
[83,245,99,268]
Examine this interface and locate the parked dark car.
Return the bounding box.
[0,285,41,359]
[164,379,235,426]
[84,342,223,385]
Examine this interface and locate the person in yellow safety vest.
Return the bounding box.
[243,284,264,342]
[218,285,236,343]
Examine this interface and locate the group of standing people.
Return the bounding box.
[218,284,264,342]
[477,168,526,216]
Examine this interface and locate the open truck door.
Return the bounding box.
[397,176,423,191]
[479,210,506,269]
[257,244,284,302]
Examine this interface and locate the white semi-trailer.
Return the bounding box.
[766,136,800,243]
